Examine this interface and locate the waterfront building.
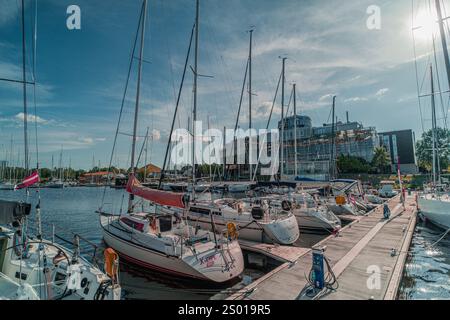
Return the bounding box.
[279,115,379,180]
[378,130,418,174]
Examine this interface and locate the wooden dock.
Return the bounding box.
[239,239,309,263]
[227,194,417,301]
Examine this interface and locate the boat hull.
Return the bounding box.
[418,197,450,230]
[293,209,341,231]
[186,214,299,245]
[100,216,244,283]
[327,204,357,216]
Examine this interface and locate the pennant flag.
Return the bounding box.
[15,171,40,190]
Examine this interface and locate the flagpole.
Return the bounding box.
[397,156,405,208]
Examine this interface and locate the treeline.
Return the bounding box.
[0,166,127,181]
[337,147,392,174]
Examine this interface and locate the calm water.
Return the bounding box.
[398,219,450,300]
[3,187,448,300]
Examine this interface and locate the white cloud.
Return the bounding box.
[15,112,48,124]
[375,88,390,98]
[319,94,335,102]
[344,97,369,103]
[78,137,94,145]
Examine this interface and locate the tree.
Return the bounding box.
[372,147,391,173]
[416,128,450,173]
[337,155,371,174]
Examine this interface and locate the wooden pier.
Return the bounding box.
[227,194,417,301]
[239,239,309,263]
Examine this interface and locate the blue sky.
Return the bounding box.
[0,0,448,170]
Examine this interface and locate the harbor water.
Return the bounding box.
[2,187,448,300]
[398,219,450,299]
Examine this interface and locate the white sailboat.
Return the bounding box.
[98,0,244,283]
[416,0,450,231]
[0,201,121,300]
[47,147,66,189]
[418,66,450,230]
[253,193,341,232]
[185,198,300,245]
[100,203,244,283]
[0,137,15,191]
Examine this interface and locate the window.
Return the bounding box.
[190,207,211,215]
[120,217,145,232]
[392,135,398,164]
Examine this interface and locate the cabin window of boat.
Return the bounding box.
[159,216,172,232]
[191,207,210,215]
[213,211,222,216]
[120,217,145,232]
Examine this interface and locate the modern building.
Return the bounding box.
[279,115,379,180]
[378,130,418,174]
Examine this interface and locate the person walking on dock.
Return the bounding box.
[383,203,391,220]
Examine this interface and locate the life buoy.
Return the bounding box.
[226,222,238,240]
[104,248,119,281]
[335,195,346,205]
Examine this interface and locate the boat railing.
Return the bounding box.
[27,218,102,267]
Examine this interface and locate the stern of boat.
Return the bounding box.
[262,213,300,245]
[184,240,244,283]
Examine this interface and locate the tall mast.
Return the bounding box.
[431,64,438,186]
[192,0,200,196]
[248,28,253,179]
[293,83,298,177]
[9,136,13,184]
[21,0,29,174]
[91,154,95,184]
[144,127,149,182]
[207,115,212,182]
[435,0,450,91]
[59,146,63,180]
[280,57,286,178]
[330,96,336,180]
[128,0,148,212]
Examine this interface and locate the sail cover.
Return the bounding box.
[0,200,31,224]
[126,174,186,209]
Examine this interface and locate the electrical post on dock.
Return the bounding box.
[312,246,326,290]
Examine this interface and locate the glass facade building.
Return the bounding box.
[279,115,379,179]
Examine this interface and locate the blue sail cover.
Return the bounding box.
[0,200,31,224]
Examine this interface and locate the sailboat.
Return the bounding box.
[1,0,121,300]
[98,0,244,283]
[47,148,66,188]
[0,137,16,191]
[416,0,450,231]
[247,192,342,232]
[1,200,121,300]
[418,64,450,230]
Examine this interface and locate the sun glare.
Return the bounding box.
[413,8,439,43]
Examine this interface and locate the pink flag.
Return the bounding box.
[15,171,40,190]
